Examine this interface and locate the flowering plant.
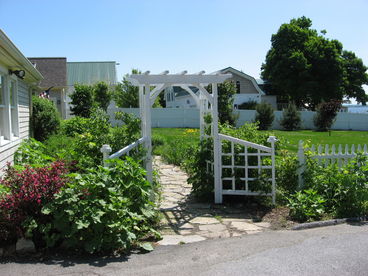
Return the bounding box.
[0,161,69,235]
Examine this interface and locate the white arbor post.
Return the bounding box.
[267,136,277,205]
[212,83,222,204]
[297,140,305,190]
[144,84,153,183]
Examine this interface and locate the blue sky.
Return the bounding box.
[1,0,367,89]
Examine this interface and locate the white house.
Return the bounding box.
[164,67,277,109]
[0,30,43,177]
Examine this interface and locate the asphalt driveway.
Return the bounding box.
[1,223,367,276]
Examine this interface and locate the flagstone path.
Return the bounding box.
[153,156,272,246]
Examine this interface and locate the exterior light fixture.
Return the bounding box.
[9,69,25,79]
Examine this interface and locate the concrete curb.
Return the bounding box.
[292,216,368,231]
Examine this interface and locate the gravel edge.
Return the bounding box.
[292,216,368,230]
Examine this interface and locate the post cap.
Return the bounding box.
[100,144,112,153]
[267,136,277,143]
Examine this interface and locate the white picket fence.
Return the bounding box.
[297,141,368,188]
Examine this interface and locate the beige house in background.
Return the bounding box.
[165,67,277,109]
[0,30,43,177]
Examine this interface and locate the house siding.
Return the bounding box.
[230,75,259,94]
[0,79,30,176]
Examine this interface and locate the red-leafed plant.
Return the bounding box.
[0,161,69,241]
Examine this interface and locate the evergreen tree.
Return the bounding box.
[280,103,301,130]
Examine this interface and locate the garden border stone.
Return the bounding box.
[292,216,368,230]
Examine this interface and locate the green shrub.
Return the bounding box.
[184,138,214,200]
[287,189,326,222]
[61,116,91,137]
[275,151,299,203]
[14,138,54,166]
[185,123,278,200]
[93,81,111,111]
[255,102,274,130]
[219,122,272,145]
[313,100,341,131]
[237,101,258,110]
[20,108,143,170]
[280,103,301,131]
[304,154,368,218]
[160,139,190,166]
[207,81,237,125]
[36,158,160,253]
[109,112,141,154]
[31,96,60,141]
[70,84,95,118]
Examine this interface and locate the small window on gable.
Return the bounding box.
[236,81,241,94]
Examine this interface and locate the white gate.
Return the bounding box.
[219,134,277,204]
[206,134,277,204]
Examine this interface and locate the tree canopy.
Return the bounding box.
[261,16,368,109]
[114,69,162,108]
[93,81,111,111]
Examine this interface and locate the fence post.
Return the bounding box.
[267,136,277,205]
[297,140,305,190]
[100,144,112,168]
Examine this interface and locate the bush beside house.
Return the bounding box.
[0,108,160,254]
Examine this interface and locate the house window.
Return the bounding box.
[0,73,19,144]
[0,74,6,141]
[236,81,241,94]
[10,79,19,138]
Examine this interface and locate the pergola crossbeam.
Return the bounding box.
[128,73,232,86]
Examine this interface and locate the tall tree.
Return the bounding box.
[70,84,95,117]
[341,51,368,105]
[261,16,367,109]
[114,69,140,108]
[93,81,111,111]
[207,81,237,125]
[113,69,162,108]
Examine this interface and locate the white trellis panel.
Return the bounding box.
[209,134,277,204]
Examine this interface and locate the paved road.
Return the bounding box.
[1,223,367,276]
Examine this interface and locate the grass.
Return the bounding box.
[152,128,200,165]
[152,128,199,156]
[152,128,368,155]
[264,130,368,153]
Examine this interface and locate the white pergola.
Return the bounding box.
[128,71,232,203]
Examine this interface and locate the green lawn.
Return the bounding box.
[265,130,368,152]
[152,128,200,156]
[153,128,368,154]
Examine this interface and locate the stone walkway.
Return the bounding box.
[154,156,272,246]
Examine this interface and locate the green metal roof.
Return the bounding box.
[67,61,117,86]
